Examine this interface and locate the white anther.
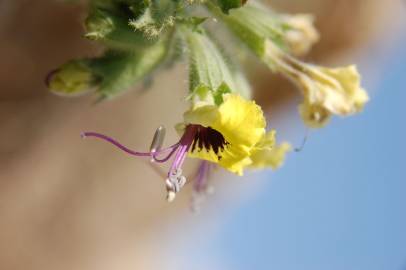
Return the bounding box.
[177,175,186,188]
[166,191,176,202]
[173,183,180,193]
[165,170,187,202]
[165,178,174,190]
[171,168,182,177]
[167,178,180,193]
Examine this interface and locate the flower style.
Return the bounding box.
[82,94,289,201]
[264,41,369,127]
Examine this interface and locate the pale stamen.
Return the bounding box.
[150,126,166,161]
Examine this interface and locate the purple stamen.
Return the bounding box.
[177,145,190,169]
[194,161,210,192]
[166,125,198,177]
[83,124,222,202]
[152,145,179,163]
[168,145,187,177]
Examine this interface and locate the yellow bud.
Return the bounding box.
[47,61,94,96]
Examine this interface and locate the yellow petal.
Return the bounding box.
[184,104,220,128]
[188,144,252,176]
[253,130,276,149]
[213,94,266,152]
[249,130,291,169]
[250,145,291,169]
[310,65,369,114]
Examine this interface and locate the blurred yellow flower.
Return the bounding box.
[265,41,369,127]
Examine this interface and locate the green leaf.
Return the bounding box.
[48,37,169,98]
[177,16,208,31]
[129,0,179,39]
[211,0,247,14]
[89,38,170,98]
[85,8,156,51]
[183,27,251,103]
[213,83,232,105]
[127,0,151,18]
[207,1,289,58]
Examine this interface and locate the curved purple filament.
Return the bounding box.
[168,144,189,177]
[82,132,178,157]
[152,146,179,163]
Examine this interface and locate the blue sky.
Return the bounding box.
[208,40,406,269]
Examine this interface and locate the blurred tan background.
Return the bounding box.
[0,1,404,269]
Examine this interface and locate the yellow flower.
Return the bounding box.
[183,93,289,175]
[83,93,290,200]
[82,93,290,201]
[265,41,369,127]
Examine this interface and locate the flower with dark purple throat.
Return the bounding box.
[82,93,290,202]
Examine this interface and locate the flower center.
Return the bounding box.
[187,124,229,160]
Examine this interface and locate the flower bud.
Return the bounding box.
[281,14,319,56]
[46,60,95,96]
